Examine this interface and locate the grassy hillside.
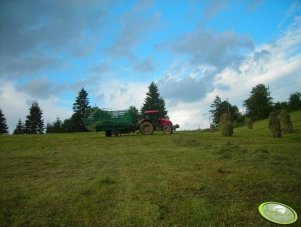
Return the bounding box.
[1,111,301,226]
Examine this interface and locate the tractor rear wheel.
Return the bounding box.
[163,125,172,134]
[139,121,154,135]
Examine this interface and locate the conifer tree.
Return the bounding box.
[24,101,44,134]
[0,109,9,134]
[141,82,168,118]
[72,88,91,132]
[46,117,63,133]
[13,119,25,134]
[210,96,222,126]
[210,96,239,126]
[73,88,90,116]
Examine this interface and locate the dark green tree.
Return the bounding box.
[210,96,240,126]
[128,106,140,125]
[273,101,288,114]
[141,82,168,118]
[73,88,90,116]
[70,113,87,132]
[72,88,91,132]
[46,117,63,133]
[61,118,73,133]
[210,96,222,126]
[24,101,44,134]
[244,84,273,120]
[13,119,25,134]
[46,123,54,133]
[0,109,9,134]
[288,92,301,111]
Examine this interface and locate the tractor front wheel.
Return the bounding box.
[139,121,154,135]
[163,125,172,134]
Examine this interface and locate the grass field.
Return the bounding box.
[1,111,301,226]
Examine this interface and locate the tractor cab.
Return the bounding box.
[144,110,172,128]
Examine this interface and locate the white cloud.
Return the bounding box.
[93,78,149,110]
[167,100,211,130]
[0,82,72,133]
[161,16,301,130]
[3,16,300,133]
[210,18,301,108]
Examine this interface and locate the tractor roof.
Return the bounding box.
[144,110,159,114]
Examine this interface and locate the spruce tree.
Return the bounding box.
[46,117,63,133]
[141,82,168,118]
[13,119,25,134]
[210,96,222,126]
[73,88,90,116]
[24,101,44,134]
[52,117,63,133]
[210,96,240,126]
[72,88,90,132]
[0,109,9,134]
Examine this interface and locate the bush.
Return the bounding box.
[268,112,281,138]
[220,113,233,136]
[278,109,293,133]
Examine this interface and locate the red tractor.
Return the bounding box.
[139,110,179,135]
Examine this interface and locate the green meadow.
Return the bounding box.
[1,111,301,226]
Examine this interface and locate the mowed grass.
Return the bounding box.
[1,111,301,226]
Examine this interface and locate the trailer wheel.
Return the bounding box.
[139,121,154,135]
[105,130,112,137]
[163,125,172,134]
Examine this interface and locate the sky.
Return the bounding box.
[1,0,301,132]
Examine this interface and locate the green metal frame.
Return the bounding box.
[82,109,134,132]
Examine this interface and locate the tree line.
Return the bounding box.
[209,83,301,130]
[0,82,300,135]
[0,82,168,134]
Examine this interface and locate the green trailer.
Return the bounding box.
[82,109,136,137]
[83,108,179,136]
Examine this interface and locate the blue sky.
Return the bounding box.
[1,0,301,131]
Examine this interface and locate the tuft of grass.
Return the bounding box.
[0,110,301,226]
